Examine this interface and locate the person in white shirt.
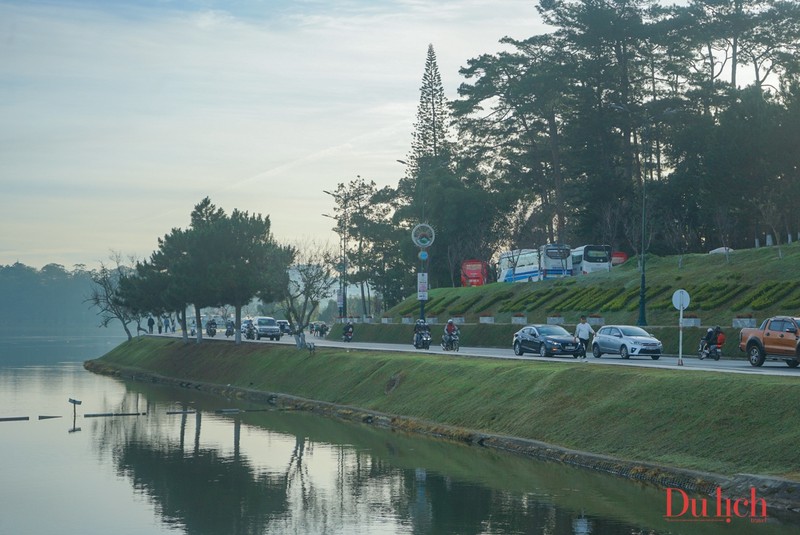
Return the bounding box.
[574,315,595,360]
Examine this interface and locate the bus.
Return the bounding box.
[539,243,573,279]
[571,244,612,275]
[460,259,490,286]
[498,244,573,283]
[498,249,540,282]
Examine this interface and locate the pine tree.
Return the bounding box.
[411,44,450,162]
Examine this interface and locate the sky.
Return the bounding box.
[0,0,547,270]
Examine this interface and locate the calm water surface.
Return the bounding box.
[0,335,797,535]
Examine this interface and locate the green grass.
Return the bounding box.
[92,337,800,480]
[382,243,800,327]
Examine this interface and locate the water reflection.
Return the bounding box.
[94,381,798,535]
[2,339,798,534]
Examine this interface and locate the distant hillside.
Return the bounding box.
[384,243,800,327]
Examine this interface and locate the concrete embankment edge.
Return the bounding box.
[84,359,800,514]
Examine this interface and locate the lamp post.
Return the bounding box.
[634,108,677,327]
[637,176,648,326]
[322,190,349,320]
[611,102,652,326]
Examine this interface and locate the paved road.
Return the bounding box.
[167,332,800,377]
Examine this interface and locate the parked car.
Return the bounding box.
[254,316,281,341]
[592,325,662,360]
[276,319,292,335]
[512,324,582,358]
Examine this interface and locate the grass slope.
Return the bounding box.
[93,337,800,480]
[384,243,800,327]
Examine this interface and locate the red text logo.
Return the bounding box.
[665,487,767,523]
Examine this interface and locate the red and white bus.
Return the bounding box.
[461,259,490,286]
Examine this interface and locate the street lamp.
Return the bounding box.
[611,103,650,326]
[322,193,348,320]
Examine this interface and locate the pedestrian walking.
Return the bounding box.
[157,317,163,334]
[574,315,595,360]
[147,316,155,334]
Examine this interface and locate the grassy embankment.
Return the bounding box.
[352,243,800,354]
[91,336,800,481]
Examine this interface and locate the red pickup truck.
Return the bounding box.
[738,316,800,368]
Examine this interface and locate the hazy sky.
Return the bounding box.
[1,0,546,269]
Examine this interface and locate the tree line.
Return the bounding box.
[0,262,98,335]
[89,198,337,345]
[325,0,800,306]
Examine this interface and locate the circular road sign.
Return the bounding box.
[672,289,690,310]
[418,250,429,261]
[411,224,435,248]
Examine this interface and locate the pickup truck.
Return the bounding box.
[738,316,800,368]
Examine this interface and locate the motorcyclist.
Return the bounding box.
[206,318,217,336]
[708,326,725,357]
[700,327,715,356]
[343,321,354,341]
[442,319,459,349]
[413,319,430,346]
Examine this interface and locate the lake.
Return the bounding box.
[0,334,796,534]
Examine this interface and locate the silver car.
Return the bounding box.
[592,325,662,360]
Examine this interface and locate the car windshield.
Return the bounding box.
[538,325,569,336]
[257,318,276,326]
[619,326,650,337]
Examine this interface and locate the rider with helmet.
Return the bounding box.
[343,321,354,341]
[442,319,459,349]
[413,318,430,346]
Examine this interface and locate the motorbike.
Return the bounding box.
[413,331,432,350]
[245,324,256,340]
[225,324,235,337]
[206,324,217,337]
[342,330,353,343]
[697,339,721,361]
[441,332,460,352]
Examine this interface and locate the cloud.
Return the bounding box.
[0,0,545,268]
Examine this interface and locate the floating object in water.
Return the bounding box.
[84,412,146,418]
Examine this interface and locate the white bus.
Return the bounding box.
[571,244,612,275]
[498,244,573,283]
[498,249,540,282]
[539,243,573,279]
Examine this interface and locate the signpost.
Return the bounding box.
[411,224,435,320]
[672,289,691,366]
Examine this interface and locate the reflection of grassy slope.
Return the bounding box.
[94,337,800,481]
[386,244,800,326]
[128,381,738,533]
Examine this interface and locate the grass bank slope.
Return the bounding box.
[385,243,800,327]
[90,337,800,481]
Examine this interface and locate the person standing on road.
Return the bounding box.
[574,315,595,359]
[147,316,155,334]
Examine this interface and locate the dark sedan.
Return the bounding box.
[512,324,582,358]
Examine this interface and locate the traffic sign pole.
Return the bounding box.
[672,289,691,367]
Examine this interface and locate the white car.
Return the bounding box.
[254,316,281,341]
[592,325,662,360]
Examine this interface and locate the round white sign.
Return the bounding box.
[411,223,435,248]
[672,289,690,310]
